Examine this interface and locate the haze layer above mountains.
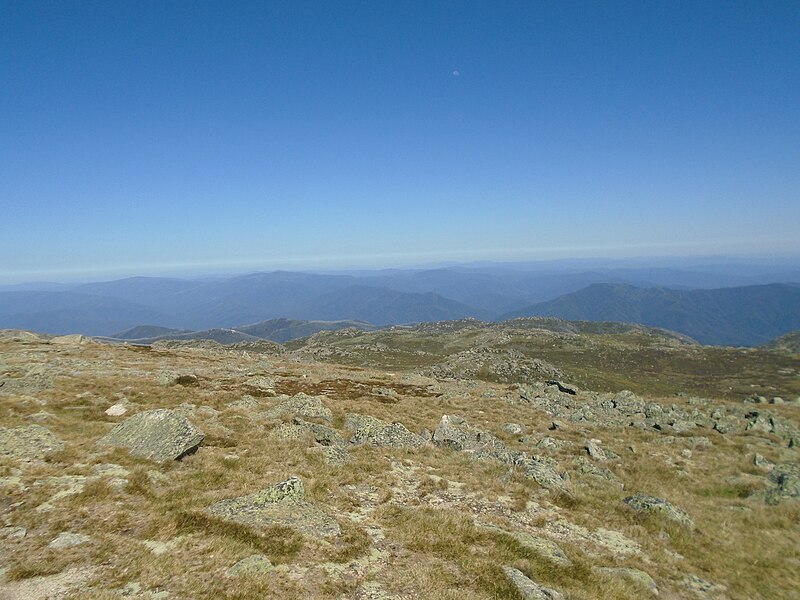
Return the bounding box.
[1,261,799,347]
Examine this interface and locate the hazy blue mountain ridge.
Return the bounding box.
[506,283,800,346]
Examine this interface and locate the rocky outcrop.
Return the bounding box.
[206,476,341,537]
[98,409,204,462]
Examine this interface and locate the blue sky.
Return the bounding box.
[2,1,799,280]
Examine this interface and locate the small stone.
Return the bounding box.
[681,449,692,459]
[48,532,90,549]
[770,397,783,404]
[549,420,565,431]
[105,403,127,416]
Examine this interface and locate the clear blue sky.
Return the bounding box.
[2,1,799,280]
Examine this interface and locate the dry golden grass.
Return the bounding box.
[0,336,798,599]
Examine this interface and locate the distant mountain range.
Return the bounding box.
[0,262,798,346]
[505,283,800,346]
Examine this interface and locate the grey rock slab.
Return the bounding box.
[624,493,694,527]
[0,425,64,461]
[48,532,90,549]
[97,409,204,462]
[206,476,341,537]
[502,566,563,600]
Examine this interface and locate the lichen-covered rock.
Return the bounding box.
[270,423,312,441]
[97,409,204,462]
[345,413,424,448]
[596,567,658,595]
[624,493,694,527]
[521,455,565,490]
[263,393,332,422]
[206,476,340,537]
[0,424,64,461]
[227,554,273,576]
[713,416,742,434]
[501,422,524,435]
[502,566,563,599]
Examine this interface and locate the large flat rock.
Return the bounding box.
[98,409,204,462]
